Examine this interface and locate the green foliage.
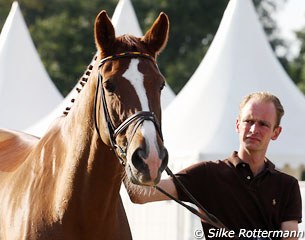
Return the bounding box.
[32,12,95,95]
[132,0,228,93]
[0,0,297,95]
[287,28,305,94]
[0,0,117,96]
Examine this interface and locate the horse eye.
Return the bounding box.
[104,80,116,93]
[160,82,165,91]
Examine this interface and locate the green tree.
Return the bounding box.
[288,28,305,93]
[132,0,228,93]
[133,0,288,93]
[26,0,117,96]
[254,0,293,74]
[0,0,292,95]
[0,0,117,96]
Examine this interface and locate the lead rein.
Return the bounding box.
[155,166,231,231]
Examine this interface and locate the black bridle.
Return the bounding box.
[93,52,163,166]
[93,51,231,234]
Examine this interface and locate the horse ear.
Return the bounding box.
[94,10,115,55]
[142,12,169,55]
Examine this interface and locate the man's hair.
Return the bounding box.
[239,92,285,127]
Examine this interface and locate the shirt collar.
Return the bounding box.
[228,151,276,173]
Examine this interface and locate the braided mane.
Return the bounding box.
[63,54,98,115]
[0,10,170,240]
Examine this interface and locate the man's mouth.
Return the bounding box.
[246,135,260,142]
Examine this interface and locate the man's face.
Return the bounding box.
[236,98,282,153]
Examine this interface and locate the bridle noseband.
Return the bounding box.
[93,52,163,166]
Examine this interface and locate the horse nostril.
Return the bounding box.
[131,147,168,172]
[131,148,149,173]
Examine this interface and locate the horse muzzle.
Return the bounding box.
[127,145,168,186]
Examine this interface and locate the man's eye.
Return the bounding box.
[259,121,270,128]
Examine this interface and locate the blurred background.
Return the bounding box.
[1,0,304,96]
[2,1,305,238]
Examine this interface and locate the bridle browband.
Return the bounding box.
[93,51,231,234]
[94,52,163,166]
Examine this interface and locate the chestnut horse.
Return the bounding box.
[0,10,169,239]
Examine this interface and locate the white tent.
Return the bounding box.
[111,0,142,37]
[0,2,63,131]
[24,87,78,136]
[122,0,305,239]
[25,0,175,137]
[163,0,305,170]
[112,0,175,110]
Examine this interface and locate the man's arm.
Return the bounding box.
[281,220,299,240]
[124,177,178,204]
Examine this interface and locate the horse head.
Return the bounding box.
[93,11,169,186]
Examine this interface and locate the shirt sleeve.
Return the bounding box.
[174,161,209,203]
[281,179,302,223]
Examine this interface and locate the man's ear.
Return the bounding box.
[271,126,282,140]
[235,118,240,133]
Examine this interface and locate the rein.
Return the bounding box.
[93,51,232,235]
[156,167,231,231]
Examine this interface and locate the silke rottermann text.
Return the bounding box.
[207,228,305,238]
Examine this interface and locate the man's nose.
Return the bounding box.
[249,122,258,133]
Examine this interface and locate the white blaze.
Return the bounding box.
[123,59,160,170]
[123,59,149,110]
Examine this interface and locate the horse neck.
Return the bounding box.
[56,64,124,218]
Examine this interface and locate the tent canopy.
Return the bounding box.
[0,2,63,131]
[111,0,175,109]
[111,0,142,37]
[163,0,305,169]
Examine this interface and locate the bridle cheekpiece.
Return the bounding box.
[94,52,163,166]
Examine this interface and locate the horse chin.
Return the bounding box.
[126,164,161,186]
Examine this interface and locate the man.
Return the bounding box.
[125,92,302,239]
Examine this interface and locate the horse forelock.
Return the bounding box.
[114,35,149,55]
